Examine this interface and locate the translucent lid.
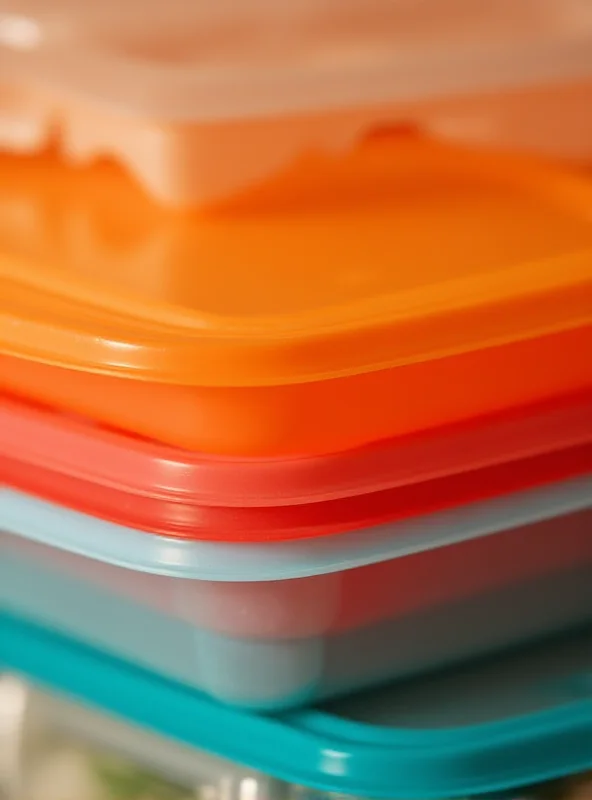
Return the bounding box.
[1,0,592,122]
[2,390,592,509]
[2,611,591,798]
[1,140,592,386]
[2,407,591,542]
[2,469,590,579]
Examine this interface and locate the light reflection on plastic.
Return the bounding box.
[0,675,27,735]
[0,14,42,50]
[0,675,28,797]
[240,777,260,800]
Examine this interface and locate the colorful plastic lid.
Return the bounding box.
[1,390,591,509]
[2,610,591,798]
[2,438,591,542]
[1,139,592,386]
[2,328,591,459]
[2,469,590,580]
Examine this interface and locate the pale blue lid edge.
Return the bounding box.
[0,475,590,580]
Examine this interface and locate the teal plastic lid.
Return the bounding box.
[1,611,591,798]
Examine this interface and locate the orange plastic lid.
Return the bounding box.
[0,139,591,387]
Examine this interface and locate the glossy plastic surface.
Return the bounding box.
[2,142,592,387]
[1,0,592,205]
[2,615,591,796]
[2,483,590,707]
[2,679,590,800]
[1,148,592,453]
[3,518,591,707]
[2,472,590,579]
[2,432,590,540]
[2,390,591,508]
[3,326,592,456]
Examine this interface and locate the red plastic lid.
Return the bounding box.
[2,442,592,541]
[0,390,591,507]
[0,390,592,541]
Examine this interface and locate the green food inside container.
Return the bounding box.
[91,753,194,800]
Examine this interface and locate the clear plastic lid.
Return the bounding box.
[2,0,591,205]
[2,612,591,798]
[1,0,592,123]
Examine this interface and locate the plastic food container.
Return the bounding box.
[1,0,592,206]
[1,469,590,709]
[2,615,591,799]
[1,388,590,539]
[1,141,591,456]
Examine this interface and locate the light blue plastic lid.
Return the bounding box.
[2,611,591,799]
[1,474,590,580]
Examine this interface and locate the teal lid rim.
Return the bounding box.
[2,611,591,799]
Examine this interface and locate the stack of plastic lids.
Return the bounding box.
[1,0,592,719]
